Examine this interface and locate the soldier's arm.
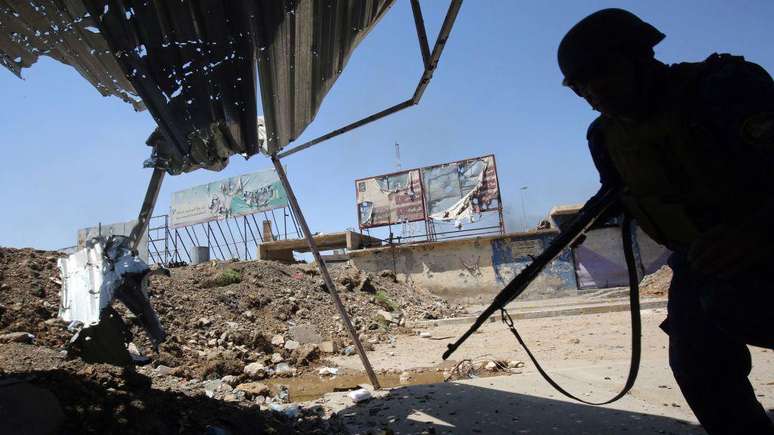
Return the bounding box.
[584,118,624,226]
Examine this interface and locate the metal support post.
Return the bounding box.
[271,155,381,389]
[129,167,165,252]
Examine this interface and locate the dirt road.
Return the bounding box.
[322,307,774,434]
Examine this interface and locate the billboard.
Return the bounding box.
[356,169,425,228]
[355,155,501,229]
[170,168,288,228]
[423,155,500,221]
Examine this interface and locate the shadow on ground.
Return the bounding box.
[0,368,337,435]
[336,382,706,435]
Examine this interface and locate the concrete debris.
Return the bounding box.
[271,353,284,363]
[349,388,372,403]
[318,367,339,376]
[284,340,300,351]
[319,340,337,354]
[270,334,285,346]
[243,362,266,379]
[0,332,34,344]
[235,382,270,399]
[274,362,296,377]
[293,343,319,366]
[376,310,393,323]
[155,365,173,376]
[289,324,323,345]
[220,375,239,386]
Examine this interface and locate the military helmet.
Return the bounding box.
[558,8,665,84]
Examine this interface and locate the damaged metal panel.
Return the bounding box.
[3,0,397,173]
[87,0,262,174]
[255,0,395,152]
[58,236,165,346]
[0,0,143,109]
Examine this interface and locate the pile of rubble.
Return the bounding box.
[0,246,463,432]
[640,265,672,297]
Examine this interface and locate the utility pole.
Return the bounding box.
[520,186,528,231]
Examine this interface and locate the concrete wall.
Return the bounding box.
[348,230,577,304]
[349,226,671,304]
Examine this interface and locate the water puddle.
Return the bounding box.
[264,362,507,402]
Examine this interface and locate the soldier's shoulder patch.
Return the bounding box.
[741,112,774,146]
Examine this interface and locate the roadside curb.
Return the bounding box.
[407,298,667,328]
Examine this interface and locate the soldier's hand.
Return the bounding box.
[688,225,763,277]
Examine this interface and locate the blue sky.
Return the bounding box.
[1,0,773,250]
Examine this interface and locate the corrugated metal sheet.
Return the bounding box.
[0,0,395,173]
[0,0,143,109]
[255,0,393,151]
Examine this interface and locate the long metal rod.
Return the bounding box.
[276,1,463,159]
[129,167,165,252]
[412,0,463,103]
[215,220,235,259]
[410,0,431,69]
[271,155,381,389]
[250,214,264,242]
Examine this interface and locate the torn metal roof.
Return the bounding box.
[1,0,394,173]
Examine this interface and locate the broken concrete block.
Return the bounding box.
[243,362,266,379]
[274,362,296,377]
[289,324,322,345]
[270,353,283,363]
[221,375,239,386]
[284,340,300,351]
[294,343,319,365]
[270,334,285,347]
[376,310,393,323]
[319,341,337,354]
[235,382,271,399]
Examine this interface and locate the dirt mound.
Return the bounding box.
[133,259,462,378]
[0,343,341,434]
[0,248,70,346]
[0,246,462,432]
[640,265,672,297]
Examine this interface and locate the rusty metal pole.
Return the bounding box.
[270,155,381,389]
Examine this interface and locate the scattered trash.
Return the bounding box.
[419,332,432,338]
[349,388,372,403]
[342,345,356,356]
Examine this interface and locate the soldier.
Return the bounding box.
[558,8,774,435]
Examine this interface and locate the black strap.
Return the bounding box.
[500,214,642,405]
